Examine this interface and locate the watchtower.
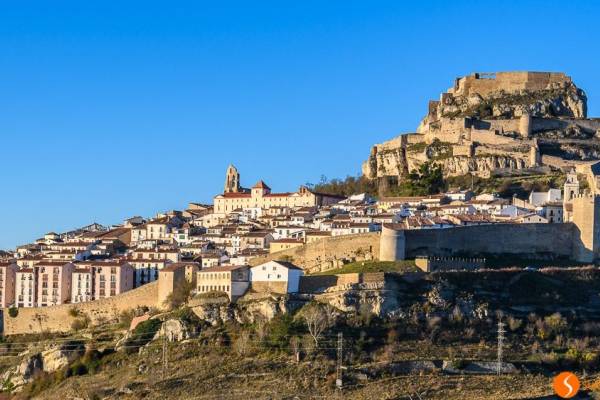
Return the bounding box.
[379,225,406,261]
[571,193,600,262]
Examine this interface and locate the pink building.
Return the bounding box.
[16,268,36,308]
[35,261,75,307]
[71,266,95,303]
[94,261,134,299]
[0,262,17,308]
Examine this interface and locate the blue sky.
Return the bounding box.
[1,1,600,249]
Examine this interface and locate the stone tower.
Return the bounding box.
[379,225,406,261]
[224,164,241,193]
[529,138,541,167]
[563,168,580,202]
[571,194,600,262]
[519,113,532,138]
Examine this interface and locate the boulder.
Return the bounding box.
[41,341,85,373]
[153,319,198,342]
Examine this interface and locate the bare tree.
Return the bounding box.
[290,336,301,363]
[302,303,329,347]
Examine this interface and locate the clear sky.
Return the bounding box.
[1,1,600,249]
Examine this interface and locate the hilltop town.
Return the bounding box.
[4,72,600,398]
[0,161,591,313]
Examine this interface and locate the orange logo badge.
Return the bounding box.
[553,371,580,399]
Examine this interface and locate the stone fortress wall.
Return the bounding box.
[249,232,380,273]
[381,224,575,261]
[381,188,600,264]
[449,72,572,97]
[3,281,158,335]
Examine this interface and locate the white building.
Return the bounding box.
[250,260,304,294]
[529,189,562,207]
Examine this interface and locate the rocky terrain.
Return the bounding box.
[4,266,600,398]
[363,72,600,190]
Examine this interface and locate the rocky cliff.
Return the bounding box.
[363,71,600,186]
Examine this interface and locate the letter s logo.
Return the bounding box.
[553,372,580,399]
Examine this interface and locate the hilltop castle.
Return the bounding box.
[363,71,600,189]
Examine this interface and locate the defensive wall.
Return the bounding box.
[415,256,486,272]
[3,281,158,335]
[249,233,380,273]
[298,272,386,293]
[381,223,577,261]
[451,72,571,97]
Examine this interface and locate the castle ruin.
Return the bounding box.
[363,72,600,189]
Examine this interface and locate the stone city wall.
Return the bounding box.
[249,233,380,273]
[453,72,570,97]
[3,281,159,335]
[298,272,385,293]
[403,223,574,258]
[380,224,575,262]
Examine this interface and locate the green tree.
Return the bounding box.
[394,162,445,196]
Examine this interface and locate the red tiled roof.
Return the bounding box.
[252,180,271,190]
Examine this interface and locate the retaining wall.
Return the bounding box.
[3,282,158,335]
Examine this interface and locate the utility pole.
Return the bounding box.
[497,318,506,376]
[336,332,343,390]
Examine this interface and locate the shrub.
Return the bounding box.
[69,360,88,376]
[544,313,568,337]
[267,314,303,349]
[124,318,162,353]
[507,316,522,332]
[71,313,90,331]
[80,349,103,374]
[450,358,467,370]
[118,309,136,329]
[8,306,18,318]
[68,307,81,318]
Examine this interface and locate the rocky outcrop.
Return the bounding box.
[363,71,600,186]
[2,354,43,391]
[439,155,528,176]
[2,341,85,392]
[41,342,85,373]
[154,318,198,342]
[190,294,305,326]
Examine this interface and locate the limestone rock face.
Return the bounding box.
[155,319,198,342]
[41,341,85,373]
[190,294,304,325]
[363,71,600,185]
[439,155,527,176]
[1,342,85,392]
[2,353,43,390]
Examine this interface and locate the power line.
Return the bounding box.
[336,332,343,390]
[497,318,505,376]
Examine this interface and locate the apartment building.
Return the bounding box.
[36,262,75,307]
[94,261,134,300]
[0,262,17,308]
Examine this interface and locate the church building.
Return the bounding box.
[213,165,344,214]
